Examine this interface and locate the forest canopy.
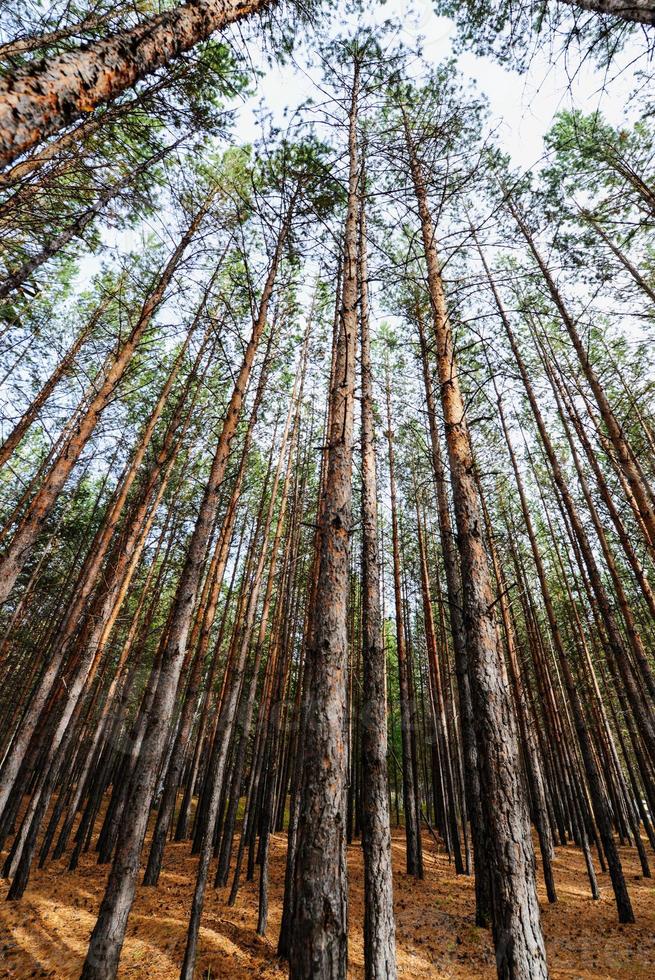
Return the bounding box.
[0,1,654,978]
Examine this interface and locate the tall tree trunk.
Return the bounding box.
[80,197,292,980]
[489,303,636,924]
[509,197,655,560]
[559,0,655,25]
[0,195,213,606]
[141,339,272,887]
[415,306,490,924]
[180,372,295,977]
[288,59,361,980]
[0,302,206,823]
[0,292,109,467]
[0,140,180,300]
[384,369,423,878]
[405,113,548,979]
[474,465,557,904]
[0,0,277,166]
[358,178,397,980]
[416,508,464,875]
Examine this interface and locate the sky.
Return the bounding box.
[237,0,638,172]
[67,0,645,323]
[2,0,649,463]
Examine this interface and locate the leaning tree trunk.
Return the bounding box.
[0,71,185,193]
[582,210,655,304]
[0,140,180,300]
[509,197,655,561]
[0,193,213,606]
[404,110,548,980]
[559,0,655,24]
[80,197,292,980]
[477,229,636,921]
[0,292,109,468]
[0,0,277,167]
[0,299,205,823]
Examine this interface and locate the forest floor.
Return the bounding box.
[0,812,654,979]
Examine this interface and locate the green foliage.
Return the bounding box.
[434,0,643,72]
[543,110,655,212]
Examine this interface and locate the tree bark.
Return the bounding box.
[80,198,291,980]
[288,61,361,980]
[405,113,548,979]
[560,0,655,25]
[0,0,277,167]
[358,180,397,980]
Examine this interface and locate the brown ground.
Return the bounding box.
[0,819,653,978]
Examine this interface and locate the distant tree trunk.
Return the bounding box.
[384,369,423,879]
[0,9,119,60]
[404,111,548,979]
[276,500,322,958]
[0,140,180,300]
[184,335,304,957]
[581,211,655,303]
[0,298,206,824]
[554,354,655,622]
[358,179,397,980]
[484,258,636,924]
[540,346,655,705]
[255,332,310,936]
[416,509,464,875]
[256,460,304,935]
[509,198,655,561]
[180,390,293,977]
[4,454,176,897]
[505,525,602,899]
[475,466,557,904]
[141,340,271,887]
[0,0,277,167]
[50,529,165,864]
[415,307,490,925]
